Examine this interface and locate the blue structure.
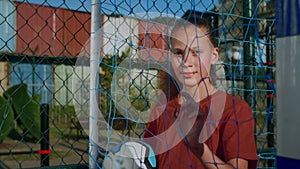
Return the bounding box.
[276,0,300,168]
[0,0,16,52]
[9,63,53,104]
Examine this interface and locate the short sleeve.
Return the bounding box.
[144,96,177,138]
[221,99,258,169]
[143,110,159,138]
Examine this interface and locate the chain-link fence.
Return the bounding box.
[0,0,275,168]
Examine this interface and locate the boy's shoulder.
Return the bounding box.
[222,91,253,120]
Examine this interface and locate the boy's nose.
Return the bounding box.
[182,51,195,67]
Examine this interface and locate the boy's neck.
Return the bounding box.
[180,80,217,103]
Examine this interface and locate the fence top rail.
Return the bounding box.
[0,52,81,66]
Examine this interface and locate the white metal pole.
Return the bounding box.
[276,0,300,167]
[90,0,101,168]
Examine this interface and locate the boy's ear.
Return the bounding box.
[211,47,219,64]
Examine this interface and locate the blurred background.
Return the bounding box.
[0,0,275,168]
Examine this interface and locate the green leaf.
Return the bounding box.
[0,96,14,142]
[32,94,42,103]
[4,84,40,140]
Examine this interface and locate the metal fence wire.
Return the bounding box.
[0,0,275,168]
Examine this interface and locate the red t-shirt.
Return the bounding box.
[144,90,258,169]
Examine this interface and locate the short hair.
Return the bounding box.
[171,10,219,47]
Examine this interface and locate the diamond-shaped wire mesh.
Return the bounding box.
[0,0,275,168]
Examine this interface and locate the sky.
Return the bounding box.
[16,0,219,17]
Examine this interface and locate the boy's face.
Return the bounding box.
[170,25,219,88]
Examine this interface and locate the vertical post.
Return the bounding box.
[266,34,275,167]
[276,1,300,168]
[32,64,35,96]
[243,0,256,108]
[40,104,50,167]
[90,0,101,168]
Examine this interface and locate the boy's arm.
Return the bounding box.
[195,143,248,169]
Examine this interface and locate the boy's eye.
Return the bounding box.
[195,50,201,54]
[173,50,184,58]
[191,49,201,55]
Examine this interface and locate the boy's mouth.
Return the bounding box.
[182,72,197,78]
